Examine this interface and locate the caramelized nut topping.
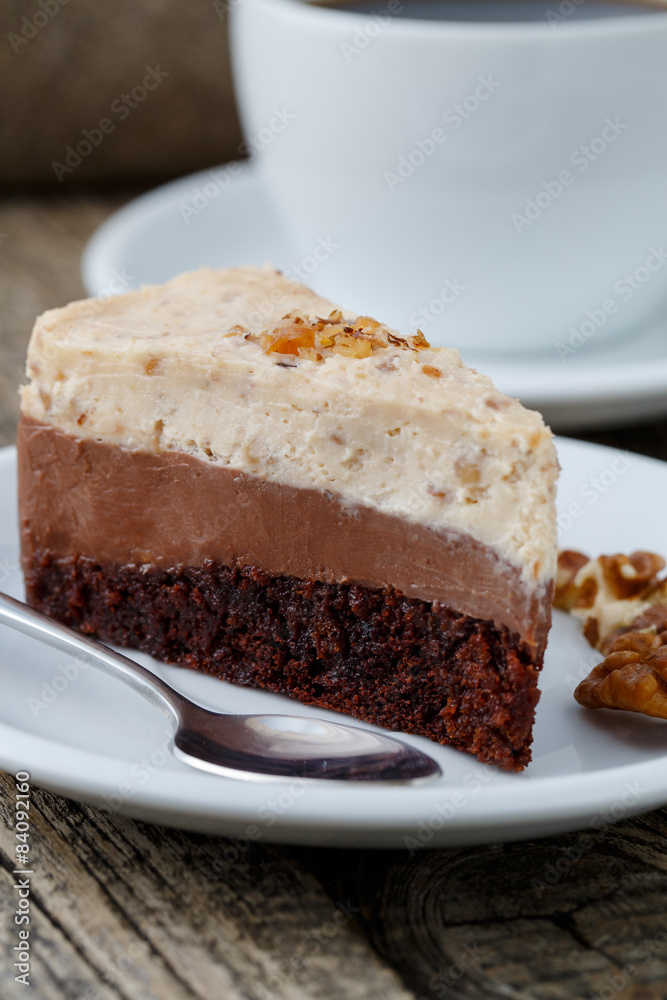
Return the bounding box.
[240,311,430,361]
[410,330,430,350]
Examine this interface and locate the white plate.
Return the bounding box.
[81,162,667,432]
[3,437,667,846]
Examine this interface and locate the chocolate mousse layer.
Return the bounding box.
[18,419,551,657]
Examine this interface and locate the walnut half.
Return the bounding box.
[574,631,667,719]
[558,547,667,720]
[555,549,667,651]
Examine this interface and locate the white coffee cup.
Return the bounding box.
[231,0,667,354]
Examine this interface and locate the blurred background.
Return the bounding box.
[2,0,242,191]
[2,0,667,457]
[1,0,245,439]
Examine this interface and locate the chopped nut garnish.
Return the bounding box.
[241,311,430,361]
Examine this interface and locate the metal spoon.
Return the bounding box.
[0,592,440,783]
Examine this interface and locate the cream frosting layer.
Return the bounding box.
[20,264,559,589]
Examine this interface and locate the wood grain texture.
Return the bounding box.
[304,818,667,1000]
[0,771,415,1000]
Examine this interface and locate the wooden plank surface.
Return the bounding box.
[304,817,667,999]
[0,771,414,1000]
[3,194,667,1000]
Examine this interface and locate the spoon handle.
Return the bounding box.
[0,591,187,724]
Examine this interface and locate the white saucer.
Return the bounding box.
[82,162,667,432]
[3,437,667,846]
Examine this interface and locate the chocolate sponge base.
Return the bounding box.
[24,552,544,770]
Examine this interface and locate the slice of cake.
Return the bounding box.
[18,265,558,770]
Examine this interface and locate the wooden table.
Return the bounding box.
[2,196,667,1000]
